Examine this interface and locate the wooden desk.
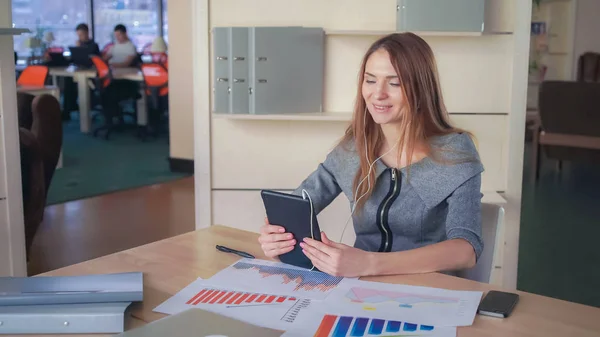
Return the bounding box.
[41,225,600,336]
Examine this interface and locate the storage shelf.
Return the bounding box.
[0,28,30,35]
[482,191,507,204]
[324,29,513,37]
[212,112,352,121]
[213,111,508,121]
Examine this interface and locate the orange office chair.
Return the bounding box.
[140,63,169,140]
[90,55,112,88]
[90,55,118,139]
[16,65,49,87]
[90,55,139,139]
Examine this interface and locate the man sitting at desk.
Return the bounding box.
[99,24,140,127]
[62,23,100,120]
[104,24,138,68]
[75,23,100,54]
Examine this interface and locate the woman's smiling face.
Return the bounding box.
[361,48,406,126]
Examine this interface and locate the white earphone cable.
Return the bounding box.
[303,109,400,271]
[339,109,399,243]
[302,189,316,271]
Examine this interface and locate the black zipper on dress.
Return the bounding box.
[376,168,401,252]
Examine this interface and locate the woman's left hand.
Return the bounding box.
[300,232,374,278]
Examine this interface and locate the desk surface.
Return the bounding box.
[41,225,600,336]
[16,85,59,94]
[48,66,142,80]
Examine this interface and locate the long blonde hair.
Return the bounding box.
[341,33,468,211]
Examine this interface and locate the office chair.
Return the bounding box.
[139,63,169,140]
[89,55,137,140]
[17,65,49,87]
[577,52,600,82]
[17,93,63,260]
[456,203,504,283]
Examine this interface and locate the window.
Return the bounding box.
[12,0,89,56]
[162,0,168,43]
[11,0,166,57]
[93,0,160,53]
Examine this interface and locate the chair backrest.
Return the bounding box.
[456,203,504,283]
[577,52,600,82]
[17,91,36,129]
[539,81,600,137]
[16,65,49,87]
[90,55,112,88]
[141,63,169,96]
[17,93,62,258]
[31,94,63,193]
[47,46,64,53]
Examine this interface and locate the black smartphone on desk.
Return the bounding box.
[260,190,321,270]
[478,290,519,318]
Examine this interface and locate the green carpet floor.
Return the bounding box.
[518,144,600,308]
[47,118,191,205]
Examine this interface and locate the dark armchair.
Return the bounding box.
[532,81,600,180]
[17,92,63,259]
[577,52,600,82]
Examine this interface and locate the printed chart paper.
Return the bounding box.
[153,278,311,331]
[314,279,482,327]
[282,312,456,337]
[205,258,346,300]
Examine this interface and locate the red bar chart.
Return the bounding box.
[186,287,297,306]
[154,278,313,332]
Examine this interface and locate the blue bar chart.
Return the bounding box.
[313,314,437,337]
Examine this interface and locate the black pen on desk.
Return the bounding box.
[216,245,255,259]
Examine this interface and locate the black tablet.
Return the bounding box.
[260,189,321,270]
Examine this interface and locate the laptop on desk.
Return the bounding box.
[46,52,69,66]
[68,46,95,68]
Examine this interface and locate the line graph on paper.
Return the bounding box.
[319,280,483,327]
[206,259,345,300]
[346,287,460,310]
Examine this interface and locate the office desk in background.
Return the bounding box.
[39,225,600,336]
[47,66,145,134]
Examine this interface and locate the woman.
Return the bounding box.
[258,33,484,278]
